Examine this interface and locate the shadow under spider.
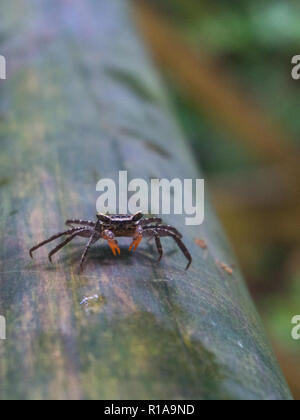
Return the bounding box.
[44,240,182,274]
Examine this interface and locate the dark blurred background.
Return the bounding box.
[134,0,300,399]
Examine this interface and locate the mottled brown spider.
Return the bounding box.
[29,212,192,271]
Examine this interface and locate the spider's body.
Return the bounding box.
[96,214,143,237]
[30,212,192,271]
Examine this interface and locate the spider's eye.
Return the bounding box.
[97,213,111,223]
[132,211,143,222]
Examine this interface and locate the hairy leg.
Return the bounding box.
[154,235,163,262]
[48,228,90,262]
[143,224,183,238]
[79,229,102,271]
[148,228,192,270]
[140,217,162,225]
[30,227,85,258]
[65,219,95,228]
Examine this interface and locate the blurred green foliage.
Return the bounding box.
[263,271,300,353]
[148,0,300,398]
[153,0,300,140]
[167,81,258,175]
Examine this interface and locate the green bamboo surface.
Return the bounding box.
[0,0,292,400]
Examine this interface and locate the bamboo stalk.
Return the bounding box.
[0,0,292,400]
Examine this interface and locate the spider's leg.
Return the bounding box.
[154,228,192,270]
[154,235,163,262]
[65,219,95,228]
[129,225,143,252]
[172,236,192,270]
[48,228,89,263]
[79,230,101,271]
[140,218,162,225]
[142,229,163,261]
[143,224,183,238]
[156,224,183,238]
[29,227,84,258]
[102,230,121,256]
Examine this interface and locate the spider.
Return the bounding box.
[29,212,192,271]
